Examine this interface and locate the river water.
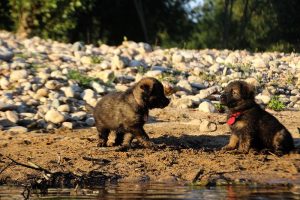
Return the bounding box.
[0,182,299,200]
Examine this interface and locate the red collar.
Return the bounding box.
[227,112,242,125]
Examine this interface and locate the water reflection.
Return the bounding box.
[0,183,299,200]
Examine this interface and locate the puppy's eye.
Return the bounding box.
[232,90,238,95]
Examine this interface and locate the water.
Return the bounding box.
[0,182,299,200]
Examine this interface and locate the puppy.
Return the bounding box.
[220,80,294,154]
[93,77,170,149]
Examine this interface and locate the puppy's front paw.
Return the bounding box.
[97,139,107,147]
[141,140,155,148]
[221,145,236,152]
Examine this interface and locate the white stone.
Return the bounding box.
[36,88,49,97]
[199,120,217,132]
[5,111,18,123]
[0,77,9,89]
[171,98,193,109]
[61,86,75,98]
[176,80,192,93]
[198,101,217,113]
[45,109,65,124]
[172,53,184,63]
[7,126,28,133]
[62,122,73,129]
[10,70,28,81]
[91,81,106,93]
[145,70,163,77]
[71,111,87,120]
[255,93,271,104]
[198,86,219,99]
[80,56,92,65]
[45,80,61,90]
[81,89,95,101]
[57,104,70,112]
[111,55,126,69]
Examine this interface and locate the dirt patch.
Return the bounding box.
[1,108,300,187]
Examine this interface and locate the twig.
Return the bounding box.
[7,156,52,174]
[192,169,204,183]
[0,161,14,174]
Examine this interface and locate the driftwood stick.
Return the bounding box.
[0,161,14,174]
[7,156,52,174]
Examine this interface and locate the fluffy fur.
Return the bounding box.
[93,77,170,149]
[220,80,294,154]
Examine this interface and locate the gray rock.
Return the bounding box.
[198,101,217,113]
[0,47,14,61]
[45,109,65,124]
[85,117,95,126]
[72,41,85,51]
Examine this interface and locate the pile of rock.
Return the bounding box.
[0,31,299,132]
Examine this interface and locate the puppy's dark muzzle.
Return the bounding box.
[220,94,227,105]
[159,97,170,108]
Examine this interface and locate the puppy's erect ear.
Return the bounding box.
[242,82,255,99]
[133,78,154,106]
[138,78,154,94]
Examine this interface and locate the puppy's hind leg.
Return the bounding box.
[96,124,110,147]
[273,129,295,155]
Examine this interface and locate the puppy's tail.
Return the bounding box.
[85,104,94,114]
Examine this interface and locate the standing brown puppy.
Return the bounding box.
[220,80,294,154]
[93,77,169,149]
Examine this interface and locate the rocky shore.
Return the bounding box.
[0,30,300,132]
[0,31,300,192]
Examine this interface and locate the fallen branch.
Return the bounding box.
[7,156,52,174]
[0,161,14,174]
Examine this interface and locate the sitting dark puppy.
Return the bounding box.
[220,80,294,154]
[93,77,170,149]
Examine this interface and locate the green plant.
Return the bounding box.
[214,103,226,113]
[137,66,148,75]
[158,72,177,84]
[267,96,286,111]
[199,72,216,82]
[67,70,97,87]
[91,55,103,64]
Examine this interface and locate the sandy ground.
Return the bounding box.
[0,108,300,187]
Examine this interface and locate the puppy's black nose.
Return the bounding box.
[220,94,226,103]
[162,97,170,107]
